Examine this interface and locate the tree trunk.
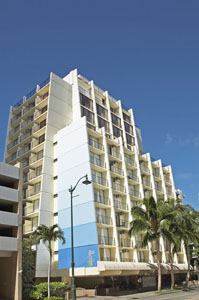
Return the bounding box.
[168,241,175,289]
[185,243,191,286]
[48,245,52,298]
[157,239,162,291]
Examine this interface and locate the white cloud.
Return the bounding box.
[165,133,174,145]
[176,172,192,180]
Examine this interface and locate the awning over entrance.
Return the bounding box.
[97,261,189,275]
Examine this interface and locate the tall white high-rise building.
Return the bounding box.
[4,69,187,290]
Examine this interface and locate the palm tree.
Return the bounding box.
[32,224,65,298]
[129,197,174,291]
[162,198,182,289]
[172,205,199,286]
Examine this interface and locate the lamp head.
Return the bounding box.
[82,174,91,185]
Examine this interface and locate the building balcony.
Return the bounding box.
[7,138,19,151]
[90,157,105,170]
[0,186,18,203]
[118,239,132,248]
[142,179,152,189]
[10,112,22,125]
[120,258,134,262]
[98,236,115,246]
[5,152,17,164]
[23,223,34,234]
[140,165,150,174]
[92,175,108,187]
[110,165,124,176]
[28,170,42,182]
[0,236,18,252]
[89,138,104,152]
[135,241,149,250]
[112,183,126,193]
[24,203,39,216]
[128,174,139,183]
[9,125,20,138]
[153,171,161,180]
[109,150,122,160]
[94,194,111,206]
[165,177,172,185]
[129,189,140,198]
[114,199,128,211]
[166,188,173,196]
[155,185,164,194]
[21,117,34,130]
[0,210,18,227]
[19,130,32,143]
[96,214,113,226]
[125,158,137,168]
[22,103,35,116]
[116,220,129,229]
[35,93,49,106]
[26,186,41,198]
[100,256,117,262]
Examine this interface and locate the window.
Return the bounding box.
[123,113,131,123]
[90,152,101,166]
[41,105,48,114]
[36,166,42,176]
[96,104,108,119]
[98,117,109,132]
[80,93,93,110]
[35,182,41,193]
[38,134,45,144]
[81,107,95,124]
[111,114,121,128]
[42,92,49,99]
[37,150,44,160]
[126,133,134,145]
[39,119,46,129]
[113,125,122,138]
[124,122,133,135]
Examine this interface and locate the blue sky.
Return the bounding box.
[0,0,199,209]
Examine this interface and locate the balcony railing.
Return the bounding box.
[9,125,20,137]
[92,175,108,187]
[23,223,33,233]
[90,157,104,168]
[112,183,126,193]
[11,113,21,124]
[89,138,104,151]
[94,194,110,206]
[153,171,161,179]
[155,185,164,193]
[27,187,41,198]
[128,174,139,182]
[165,178,172,185]
[96,214,112,225]
[18,145,31,157]
[129,189,140,198]
[118,239,132,247]
[143,180,152,188]
[140,165,150,173]
[125,157,137,168]
[100,257,117,262]
[24,204,39,215]
[116,220,129,228]
[98,236,115,246]
[7,138,19,150]
[120,258,134,262]
[28,170,42,181]
[166,189,173,196]
[21,117,33,129]
[23,103,35,115]
[20,130,32,143]
[5,152,17,163]
[114,200,128,210]
[109,150,122,160]
[110,165,124,176]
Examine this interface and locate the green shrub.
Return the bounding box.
[30,282,67,299]
[76,287,85,290]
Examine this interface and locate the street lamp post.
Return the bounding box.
[69,174,91,300]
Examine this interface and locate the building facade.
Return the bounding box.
[4,69,187,289]
[0,162,22,300]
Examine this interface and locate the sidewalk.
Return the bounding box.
[79,290,157,300]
